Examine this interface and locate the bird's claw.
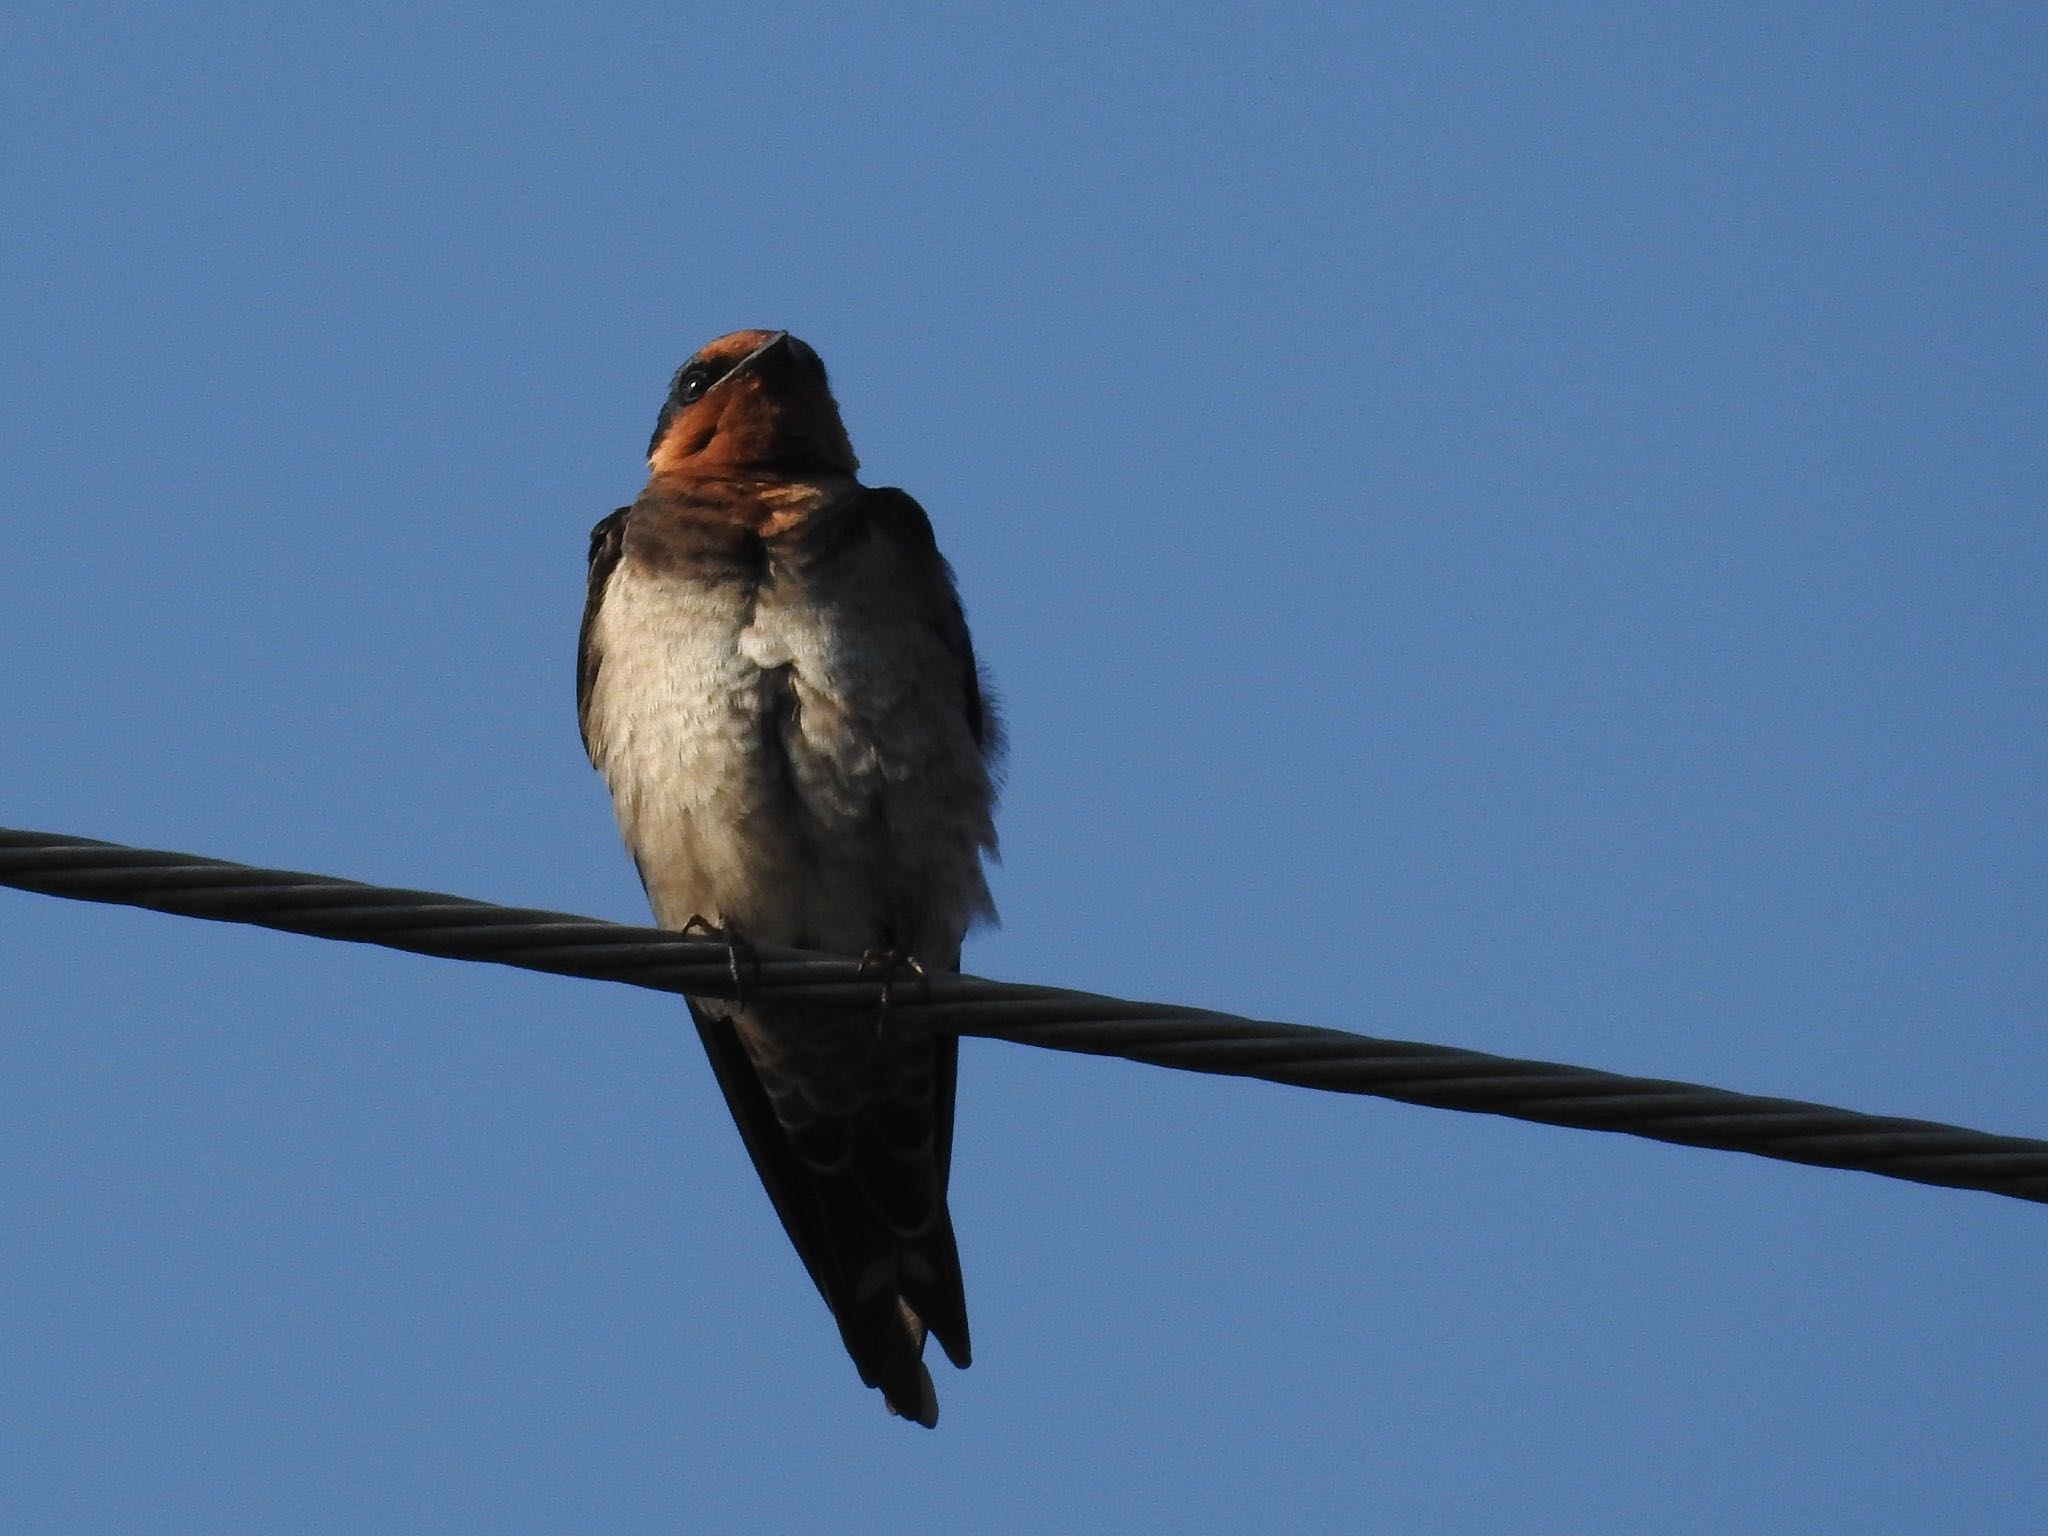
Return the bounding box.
[680,914,758,1009]
[857,946,930,1030]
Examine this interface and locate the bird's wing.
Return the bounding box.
[861,486,1003,765]
[576,506,630,763]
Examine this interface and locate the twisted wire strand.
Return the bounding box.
[4,826,2043,1206]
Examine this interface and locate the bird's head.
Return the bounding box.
[646,329,859,479]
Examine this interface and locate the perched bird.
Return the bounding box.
[577,330,1000,1425]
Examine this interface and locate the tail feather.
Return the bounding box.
[685,998,969,1425]
[897,1206,972,1370]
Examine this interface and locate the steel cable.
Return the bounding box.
[4,825,2043,1206]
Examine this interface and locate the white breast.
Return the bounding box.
[586,535,996,961]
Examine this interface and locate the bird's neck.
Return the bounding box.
[647,472,860,536]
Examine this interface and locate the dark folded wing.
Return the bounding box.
[576,507,630,762]
[859,486,1002,764]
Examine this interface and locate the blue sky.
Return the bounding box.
[3,4,2043,1530]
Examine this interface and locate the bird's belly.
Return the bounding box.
[589,562,991,958]
[584,563,800,936]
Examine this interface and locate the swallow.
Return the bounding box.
[577,330,1000,1425]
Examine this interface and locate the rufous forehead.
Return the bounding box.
[691,328,786,365]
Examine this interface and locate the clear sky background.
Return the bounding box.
[3,5,2043,1531]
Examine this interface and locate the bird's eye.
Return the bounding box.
[674,366,717,405]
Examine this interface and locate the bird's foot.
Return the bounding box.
[857,946,930,1032]
[680,914,758,1009]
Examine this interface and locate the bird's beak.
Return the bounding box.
[723,330,791,387]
